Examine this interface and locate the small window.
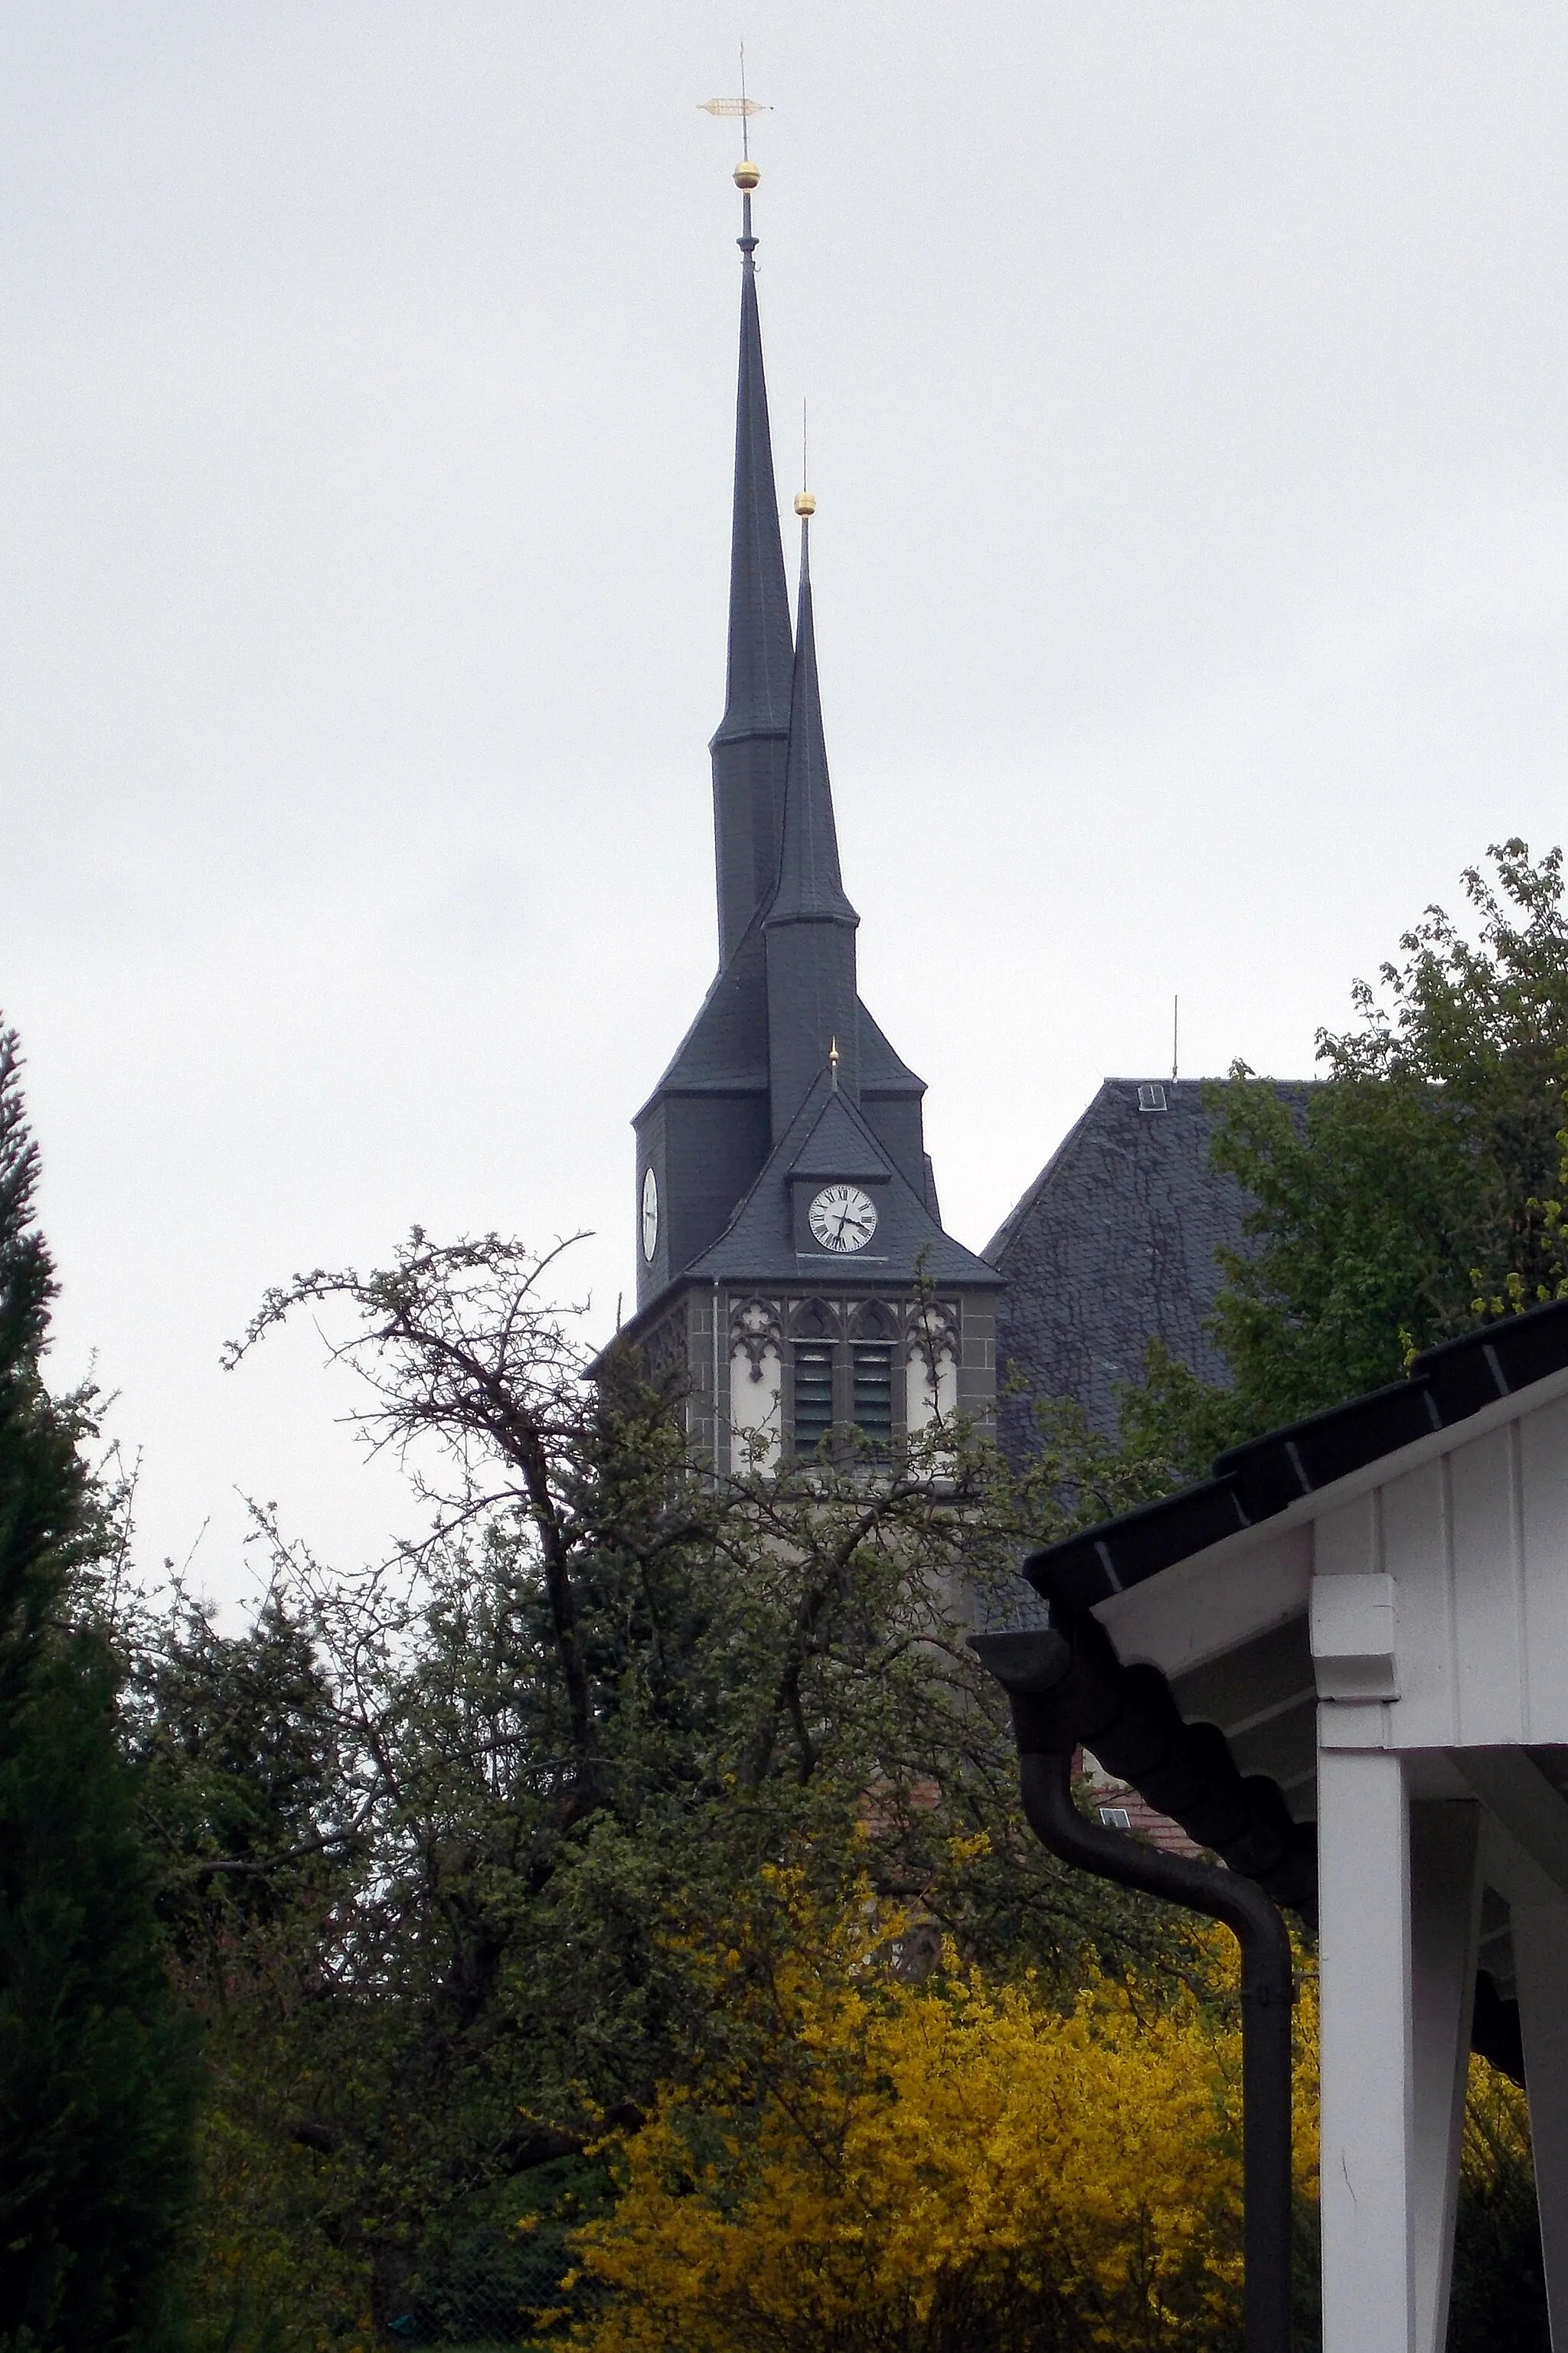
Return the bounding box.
[792,1342,835,1457]
[851,1344,894,1454]
[1099,1806,1132,1830]
[1137,1083,1168,1113]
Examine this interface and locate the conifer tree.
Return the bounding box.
[0,1025,197,2352]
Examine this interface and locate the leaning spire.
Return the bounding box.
[708,160,793,965]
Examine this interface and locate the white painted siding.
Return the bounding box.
[1331,1393,1568,1750]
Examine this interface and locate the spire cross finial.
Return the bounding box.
[697,57,769,250]
[829,1036,841,1090]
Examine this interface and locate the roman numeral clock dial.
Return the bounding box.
[808,1183,878,1255]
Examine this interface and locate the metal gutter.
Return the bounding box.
[972,1623,1295,2353]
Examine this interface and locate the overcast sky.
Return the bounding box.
[5,2,1568,1600]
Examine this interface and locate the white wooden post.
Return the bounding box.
[1086,1364,1568,2353]
[1407,1801,1482,2353]
[1514,1898,1568,2349]
[1318,1744,1416,2353]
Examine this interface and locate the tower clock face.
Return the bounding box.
[641,1167,658,1263]
[808,1183,878,1254]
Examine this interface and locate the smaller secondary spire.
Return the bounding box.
[767,508,857,927]
[763,500,861,1132]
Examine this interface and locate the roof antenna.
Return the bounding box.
[1171,994,1180,1087]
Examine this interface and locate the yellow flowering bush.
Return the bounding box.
[563,1873,1318,2353]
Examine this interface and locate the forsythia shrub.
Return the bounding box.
[561,1871,1318,2353]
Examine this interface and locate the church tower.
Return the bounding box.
[616,162,1001,1466]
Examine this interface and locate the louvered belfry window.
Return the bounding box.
[851,1345,894,1454]
[792,1342,835,1458]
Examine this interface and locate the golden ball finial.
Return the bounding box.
[794,490,816,518]
[733,158,760,192]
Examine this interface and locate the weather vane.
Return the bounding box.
[697,42,772,163]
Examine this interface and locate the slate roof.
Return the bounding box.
[787,1091,895,1181]
[687,1070,1001,1290]
[640,920,769,1106]
[638,911,925,1116]
[859,1001,926,1099]
[986,1077,1318,1455]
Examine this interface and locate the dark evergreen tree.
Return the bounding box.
[0,1024,198,2351]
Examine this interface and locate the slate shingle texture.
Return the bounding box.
[986,1077,1318,1456]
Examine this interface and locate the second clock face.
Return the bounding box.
[808,1183,878,1254]
[641,1166,658,1263]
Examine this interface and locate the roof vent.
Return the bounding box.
[1137,1083,1168,1113]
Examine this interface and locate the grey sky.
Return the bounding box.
[5,2,1566,1594]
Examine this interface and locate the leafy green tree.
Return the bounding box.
[1032,847,1568,2352]
[1097,841,1568,1479]
[0,1025,198,2351]
[125,1588,350,1953]
[137,1235,1166,2343]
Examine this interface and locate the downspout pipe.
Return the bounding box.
[971,1626,1295,2353]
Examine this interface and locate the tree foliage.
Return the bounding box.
[1018,848,1566,2348]
[1096,841,1568,1479]
[0,1025,198,2352]
[1448,2061,1551,2353]
[136,1234,1165,2344]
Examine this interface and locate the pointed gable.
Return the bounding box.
[685,1073,1001,1291]
[788,1090,894,1182]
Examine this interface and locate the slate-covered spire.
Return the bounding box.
[710,177,794,966]
[764,508,861,1139]
[769,513,858,926]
